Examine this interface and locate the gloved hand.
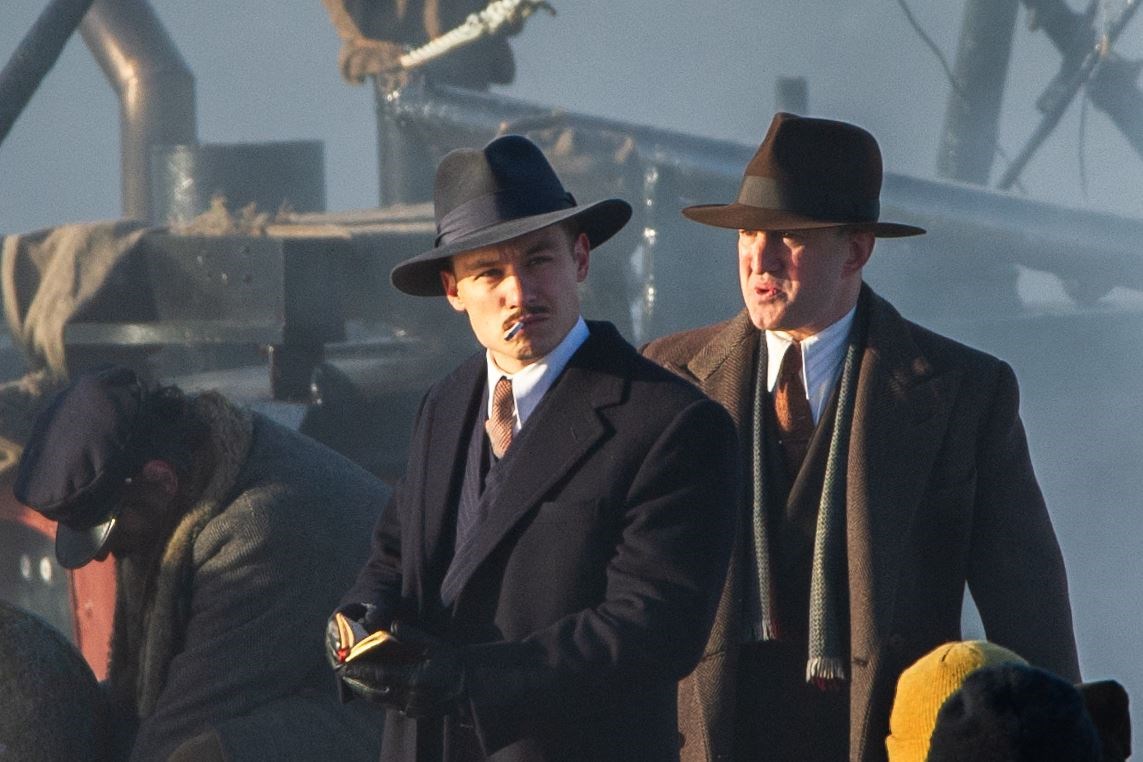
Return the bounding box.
[338,37,406,84]
[339,621,467,718]
[325,602,387,668]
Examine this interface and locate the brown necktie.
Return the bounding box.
[772,342,814,473]
[485,376,515,459]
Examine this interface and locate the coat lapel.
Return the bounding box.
[440,324,623,604]
[676,310,758,667]
[846,289,961,656]
[683,310,758,431]
[419,354,486,595]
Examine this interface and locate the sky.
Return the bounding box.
[3,0,1143,730]
[1,0,1142,232]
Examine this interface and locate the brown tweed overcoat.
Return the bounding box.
[642,284,1079,762]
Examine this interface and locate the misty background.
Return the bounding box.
[3,0,1143,735]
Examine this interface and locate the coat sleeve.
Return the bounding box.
[339,390,431,621]
[462,396,738,753]
[966,361,1080,681]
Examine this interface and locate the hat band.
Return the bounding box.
[436,185,577,246]
[737,175,880,223]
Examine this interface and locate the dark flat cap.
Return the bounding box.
[13,366,146,569]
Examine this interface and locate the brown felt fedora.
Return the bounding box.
[683,112,925,237]
[391,134,633,296]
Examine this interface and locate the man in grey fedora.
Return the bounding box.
[331,134,738,760]
[642,113,1079,761]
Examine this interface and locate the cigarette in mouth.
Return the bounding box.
[504,320,524,340]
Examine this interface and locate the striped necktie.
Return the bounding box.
[485,376,515,459]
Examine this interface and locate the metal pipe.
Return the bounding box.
[389,80,1143,283]
[936,0,1019,184]
[1021,0,1143,166]
[80,0,196,222]
[381,79,752,183]
[0,0,98,150]
[375,82,436,205]
[1085,56,1143,160]
[998,0,1141,190]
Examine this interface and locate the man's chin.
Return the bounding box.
[748,311,785,332]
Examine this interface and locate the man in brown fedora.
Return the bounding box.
[642,113,1079,761]
[330,134,738,760]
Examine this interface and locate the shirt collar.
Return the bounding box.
[764,305,857,423]
[485,316,590,430]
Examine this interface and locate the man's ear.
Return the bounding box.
[843,231,875,276]
[139,460,179,498]
[440,268,466,313]
[573,232,590,282]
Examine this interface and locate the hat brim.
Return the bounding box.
[681,202,925,238]
[391,198,633,297]
[55,514,117,570]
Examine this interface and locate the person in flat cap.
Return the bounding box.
[331,134,737,760]
[14,365,390,761]
[641,112,1079,761]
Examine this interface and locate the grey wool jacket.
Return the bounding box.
[108,392,390,761]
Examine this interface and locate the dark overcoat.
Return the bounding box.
[642,285,1079,762]
[345,321,739,761]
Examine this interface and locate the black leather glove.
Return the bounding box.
[325,602,387,668]
[339,621,467,718]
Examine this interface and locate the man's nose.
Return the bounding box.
[501,268,529,306]
[745,233,780,273]
[757,233,787,272]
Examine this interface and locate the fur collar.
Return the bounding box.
[108,391,253,719]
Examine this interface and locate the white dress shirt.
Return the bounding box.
[764,305,857,424]
[485,316,590,432]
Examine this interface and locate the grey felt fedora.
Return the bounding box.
[390,134,633,296]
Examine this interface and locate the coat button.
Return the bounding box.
[888,633,905,649]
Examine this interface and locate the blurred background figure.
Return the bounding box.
[0,600,109,762]
[889,640,1132,762]
[926,663,1103,762]
[14,366,389,761]
[322,0,518,89]
[886,640,1027,762]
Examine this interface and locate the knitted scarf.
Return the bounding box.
[107,392,253,720]
[750,326,862,686]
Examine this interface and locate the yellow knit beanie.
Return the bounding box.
[885,640,1027,762]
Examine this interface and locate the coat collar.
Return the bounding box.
[683,310,758,431]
